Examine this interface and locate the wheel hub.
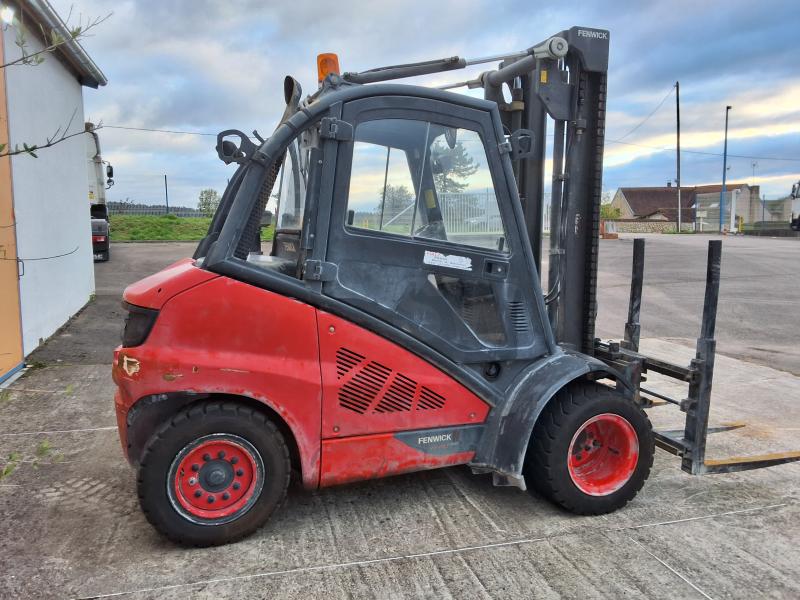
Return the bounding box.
[199,460,234,492]
[567,413,639,496]
[167,434,264,524]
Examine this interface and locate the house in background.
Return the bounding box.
[611,183,768,231]
[0,0,106,382]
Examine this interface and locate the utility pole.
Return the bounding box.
[719,105,731,232]
[164,174,170,214]
[675,81,682,233]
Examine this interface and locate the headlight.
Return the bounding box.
[122,302,159,347]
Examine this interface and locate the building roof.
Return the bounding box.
[619,187,696,222]
[20,0,107,88]
[619,183,759,222]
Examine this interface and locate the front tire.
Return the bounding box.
[137,402,290,546]
[524,381,654,515]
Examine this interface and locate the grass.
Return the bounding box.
[110,214,212,241]
[110,215,275,242]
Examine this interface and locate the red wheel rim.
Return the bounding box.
[168,434,263,524]
[567,413,639,496]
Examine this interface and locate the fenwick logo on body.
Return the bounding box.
[577,29,608,40]
[418,432,456,445]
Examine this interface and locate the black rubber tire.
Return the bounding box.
[524,381,654,515]
[137,401,290,546]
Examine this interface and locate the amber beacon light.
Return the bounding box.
[317,53,341,83]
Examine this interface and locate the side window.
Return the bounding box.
[245,132,314,278]
[427,129,507,252]
[345,119,508,253]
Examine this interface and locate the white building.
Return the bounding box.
[0,0,106,382]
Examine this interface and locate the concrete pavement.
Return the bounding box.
[1,235,798,599]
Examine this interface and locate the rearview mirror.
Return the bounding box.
[216,130,258,165]
[106,164,114,178]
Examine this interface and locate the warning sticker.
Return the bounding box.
[423,250,473,271]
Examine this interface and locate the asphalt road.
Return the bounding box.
[1,235,798,598]
[591,234,800,375]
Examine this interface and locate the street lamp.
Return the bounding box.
[719,105,732,232]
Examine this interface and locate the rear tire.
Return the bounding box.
[137,401,290,546]
[524,381,654,515]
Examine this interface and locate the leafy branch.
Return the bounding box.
[0,108,101,158]
[2,5,111,69]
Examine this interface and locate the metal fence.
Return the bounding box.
[439,191,551,234]
[107,192,554,233]
[107,203,213,218]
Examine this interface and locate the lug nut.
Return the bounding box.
[203,453,211,462]
[189,477,197,485]
[191,464,200,472]
[207,495,215,503]
[233,482,241,490]
[218,451,226,459]
[230,456,239,464]
[194,490,202,498]
[236,468,244,476]
[222,492,230,500]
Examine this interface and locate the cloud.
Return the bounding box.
[48,0,800,205]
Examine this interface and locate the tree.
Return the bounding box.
[600,203,621,219]
[198,189,221,215]
[431,140,479,194]
[0,7,111,159]
[378,184,414,220]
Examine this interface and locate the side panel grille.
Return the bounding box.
[336,348,365,379]
[336,347,447,414]
[375,373,416,413]
[418,387,446,410]
[508,301,530,333]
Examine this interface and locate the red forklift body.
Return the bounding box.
[114,262,491,490]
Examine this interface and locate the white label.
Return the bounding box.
[423,250,472,271]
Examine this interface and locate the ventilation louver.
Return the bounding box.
[508,301,530,333]
[335,347,448,414]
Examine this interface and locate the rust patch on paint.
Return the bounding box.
[122,356,140,377]
[162,372,183,382]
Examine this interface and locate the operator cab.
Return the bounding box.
[196,76,553,397]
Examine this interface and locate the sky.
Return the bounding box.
[48,0,800,207]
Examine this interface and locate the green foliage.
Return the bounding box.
[431,140,479,193]
[109,215,275,242]
[0,452,20,482]
[35,440,52,458]
[197,189,221,215]
[600,204,621,219]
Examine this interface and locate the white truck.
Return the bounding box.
[86,123,113,261]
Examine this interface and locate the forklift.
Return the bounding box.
[112,27,800,546]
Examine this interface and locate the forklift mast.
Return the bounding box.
[491,28,609,354]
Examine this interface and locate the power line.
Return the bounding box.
[103,125,217,136]
[615,85,675,141]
